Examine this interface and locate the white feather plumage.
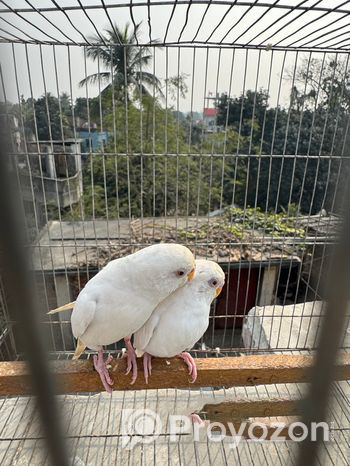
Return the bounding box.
[71,243,195,351]
[134,259,225,358]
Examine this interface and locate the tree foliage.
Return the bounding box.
[15,49,350,222]
[214,57,350,214]
[71,98,223,218]
[79,22,163,101]
[16,92,73,141]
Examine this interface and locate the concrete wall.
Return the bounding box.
[242,301,350,350]
[36,273,75,352]
[258,266,278,306]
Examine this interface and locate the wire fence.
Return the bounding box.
[0,1,350,51]
[0,2,350,465]
[0,2,349,357]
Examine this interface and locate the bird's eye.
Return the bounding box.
[176,270,185,277]
[209,279,218,287]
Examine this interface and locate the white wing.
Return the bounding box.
[71,293,97,339]
[134,313,160,355]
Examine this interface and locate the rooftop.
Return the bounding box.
[203,108,218,118]
[32,215,310,272]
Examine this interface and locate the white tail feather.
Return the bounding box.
[135,348,144,358]
[72,338,86,360]
[47,301,76,315]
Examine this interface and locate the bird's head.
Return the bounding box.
[191,259,225,302]
[131,243,195,298]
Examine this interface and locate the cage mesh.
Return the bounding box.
[0,1,350,465]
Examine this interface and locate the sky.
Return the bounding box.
[0,1,348,113]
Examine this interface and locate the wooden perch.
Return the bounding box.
[0,354,350,396]
[200,397,301,421]
[200,397,302,441]
[210,420,302,441]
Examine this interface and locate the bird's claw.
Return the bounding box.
[124,352,133,375]
[124,337,138,384]
[93,352,114,394]
[143,353,152,384]
[178,352,197,383]
[126,352,138,384]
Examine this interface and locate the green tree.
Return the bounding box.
[215,57,350,215]
[65,97,224,219]
[79,22,163,101]
[16,93,72,141]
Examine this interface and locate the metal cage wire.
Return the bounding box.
[0,1,350,465]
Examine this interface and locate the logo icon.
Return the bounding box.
[121,409,162,450]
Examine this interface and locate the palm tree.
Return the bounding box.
[79,22,162,100]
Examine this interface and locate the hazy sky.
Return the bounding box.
[0,1,348,112]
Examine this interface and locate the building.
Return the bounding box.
[78,127,109,154]
[203,107,219,132]
[17,139,84,239]
[298,213,342,302]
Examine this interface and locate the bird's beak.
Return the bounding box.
[215,287,223,298]
[187,268,195,282]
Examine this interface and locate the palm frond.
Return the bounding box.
[85,46,112,66]
[86,32,104,45]
[79,72,111,88]
[105,23,126,45]
[130,51,153,69]
[81,22,163,100]
[134,71,164,97]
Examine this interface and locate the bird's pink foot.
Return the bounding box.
[93,351,113,394]
[143,352,152,384]
[189,414,204,425]
[124,337,138,384]
[178,352,197,383]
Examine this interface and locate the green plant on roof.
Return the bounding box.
[224,206,305,238]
